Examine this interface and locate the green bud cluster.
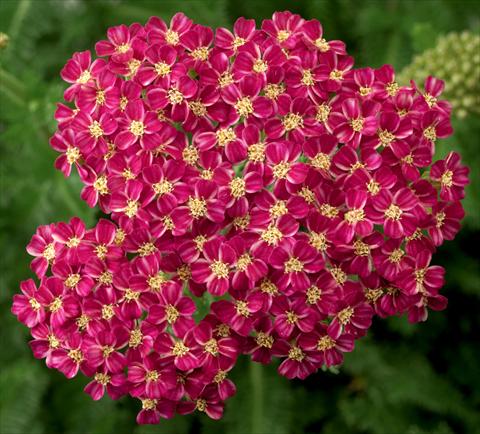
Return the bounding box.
[400,31,480,119]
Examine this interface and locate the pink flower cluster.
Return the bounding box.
[12,11,469,424]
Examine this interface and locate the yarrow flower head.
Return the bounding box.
[12,11,469,425]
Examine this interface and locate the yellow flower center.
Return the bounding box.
[311,152,331,170]
[101,304,115,320]
[272,161,290,179]
[255,332,274,348]
[66,146,81,164]
[148,273,166,292]
[350,117,365,132]
[247,143,266,162]
[260,278,278,295]
[154,62,171,77]
[216,128,236,146]
[260,224,283,245]
[330,267,347,285]
[29,298,41,311]
[153,180,173,196]
[95,244,108,259]
[182,145,199,165]
[316,104,331,123]
[384,204,403,220]
[253,59,268,73]
[288,346,305,361]
[232,37,246,50]
[165,29,179,45]
[137,242,157,257]
[285,257,304,273]
[441,170,453,187]
[378,129,395,146]
[344,208,365,224]
[94,372,111,385]
[386,81,399,96]
[263,83,285,100]
[188,197,207,219]
[282,113,304,131]
[235,300,250,317]
[89,121,104,138]
[423,126,437,142]
[129,120,145,137]
[77,70,91,84]
[64,273,81,288]
[367,180,381,195]
[359,86,372,96]
[338,306,354,325]
[171,341,189,357]
[309,231,328,252]
[204,338,219,356]
[315,37,329,51]
[68,349,84,364]
[129,329,143,348]
[270,201,288,218]
[189,100,207,117]
[317,335,336,351]
[124,199,139,218]
[329,69,344,81]
[218,72,234,87]
[277,30,290,42]
[237,253,252,272]
[49,297,63,313]
[214,370,227,383]
[168,88,184,104]
[145,370,160,382]
[142,398,158,410]
[98,271,113,285]
[42,243,56,262]
[93,175,109,195]
[388,248,404,263]
[210,260,229,278]
[165,304,179,323]
[306,285,321,304]
[191,46,210,61]
[301,69,315,86]
[353,240,370,256]
[235,97,254,117]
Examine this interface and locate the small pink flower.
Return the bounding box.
[115,100,162,150]
[328,98,380,148]
[270,240,324,292]
[147,281,196,337]
[302,19,346,55]
[428,201,464,246]
[128,353,177,398]
[11,279,46,327]
[216,17,257,55]
[271,295,320,338]
[396,250,445,296]
[298,325,355,367]
[84,369,127,401]
[72,110,117,154]
[60,50,105,101]
[368,187,419,238]
[191,237,236,296]
[430,152,469,201]
[154,332,200,370]
[26,224,59,278]
[82,329,127,373]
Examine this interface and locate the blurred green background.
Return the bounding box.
[0,1,479,433]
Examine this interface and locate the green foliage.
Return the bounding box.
[0,1,479,433]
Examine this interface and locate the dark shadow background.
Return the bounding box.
[0,1,479,433]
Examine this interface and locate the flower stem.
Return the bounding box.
[250,360,264,434]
